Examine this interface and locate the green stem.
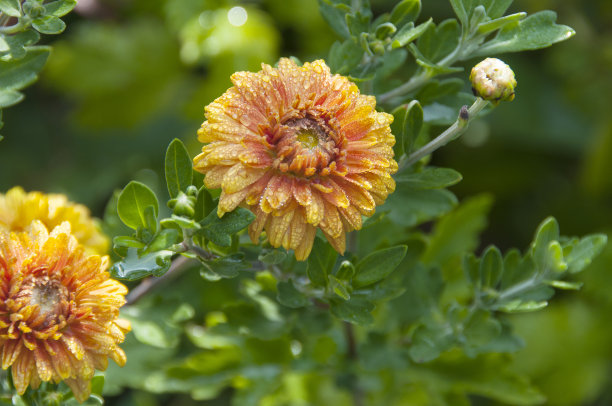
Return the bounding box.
[400,97,489,169]
[378,71,430,104]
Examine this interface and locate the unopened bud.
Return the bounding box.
[469,58,517,104]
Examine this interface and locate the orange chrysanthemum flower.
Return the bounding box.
[194,59,397,260]
[0,221,130,402]
[0,187,109,255]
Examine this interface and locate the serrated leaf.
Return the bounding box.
[32,15,66,35]
[306,237,336,287]
[475,11,575,56]
[394,167,462,190]
[0,0,20,17]
[390,0,420,27]
[0,46,49,90]
[354,245,407,288]
[165,138,193,198]
[277,279,310,308]
[199,208,254,247]
[43,0,77,17]
[330,297,374,325]
[117,181,159,231]
[0,89,23,108]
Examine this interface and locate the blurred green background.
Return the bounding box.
[2,0,612,404]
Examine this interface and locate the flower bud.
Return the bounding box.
[469,58,517,104]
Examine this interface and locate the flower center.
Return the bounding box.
[296,131,319,149]
[271,115,343,177]
[30,277,67,316]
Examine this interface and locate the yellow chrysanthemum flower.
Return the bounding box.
[0,221,130,402]
[194,59,397,260]
[0,187,109,255]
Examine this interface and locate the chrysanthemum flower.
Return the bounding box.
[194,59,397,260]
[0,187,109,255]
[0,221,130,402]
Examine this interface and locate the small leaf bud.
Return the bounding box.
[22,1,45,18]
[469,58,517,104]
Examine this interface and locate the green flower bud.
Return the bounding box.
[469,58,517,104]
[22,1,45,18]
[169,191,195,217]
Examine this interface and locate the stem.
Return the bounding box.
[496,275,539,302]
[378,71,430,104]
[343,322,364,406]
[400,97,489,169]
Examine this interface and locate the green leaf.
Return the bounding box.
[144,228,181,253]
[0,46,49,91]
[391,18,433,49]
[258,249,287,265]
[32,15,66,35]
[564,234,607,273]
[463,309,502,350]
[117,181,159,230]
[499,300,548,313]
[383,187,458,227]
[449,0,468,27]
[414,77,464,104]
[409,322,454,362]
[203,254,248,279]
[547,280,582,290]
[277,279,310,308]
[394,167,462,190]
[336,260,355,280]
[423,194,492,267]
[330,297,374,325]
[329,274,351,300]
[353,245,407,288]
[346,11,371,37]
[43,0,77,17]
[328,39,363,74]
[530,216,559,270]
[194,186,214,222]
[483,0,514,19]
[110,248,172,280]
[0,89,23,108]
[199,207,255,247]
[392,100,423,157]
[417,18,460,63]
[475,11,575,56]
[479,245,503,288]
[0,30,40,60]
[389,0,421,27]
[165,138,193,198]
[318,0,351,39]
[306,237,336,287]
[113,236,146,249]
[0,0,21,17]
[477,12,527,35]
